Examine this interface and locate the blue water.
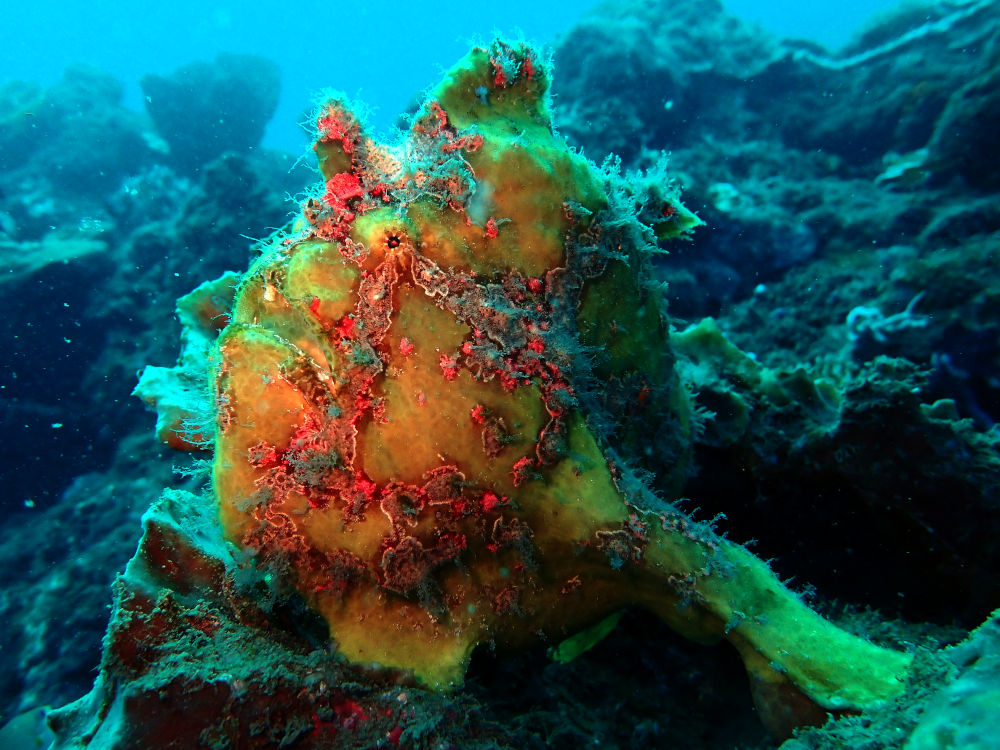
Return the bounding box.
[724,0,904,48]
[2,0,903,152]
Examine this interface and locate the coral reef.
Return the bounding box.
[0,66,151,196]
[0,52,309,733]
[140,53,281,174]
[904,611,1000,750]
[0,435,174,726]
[4,3,999,747]
[551,0,1000,631]
[0,57,309,519]
[783,610,1000,750]
[553,0,1000,315]
[50,41,924,748]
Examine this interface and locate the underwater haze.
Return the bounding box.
[3,0,901,151]
[3,0,1000,748]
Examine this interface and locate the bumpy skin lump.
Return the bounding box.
[205,40,910,735]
